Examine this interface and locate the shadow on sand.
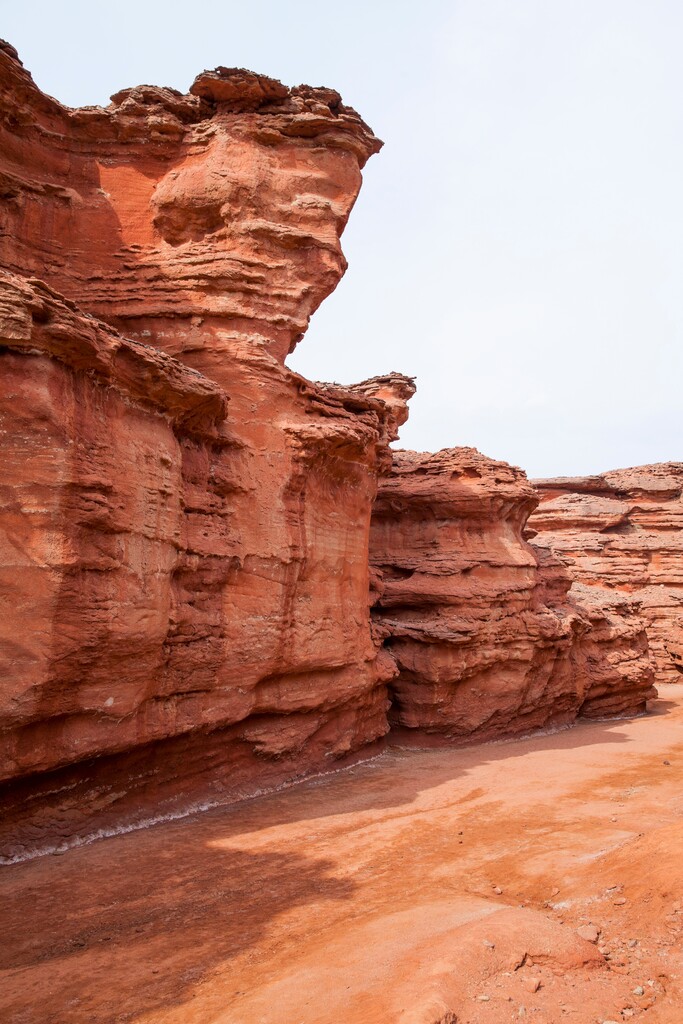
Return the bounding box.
[0,692,680,1024]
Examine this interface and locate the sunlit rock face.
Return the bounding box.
[0,39,659,861]
[0,46,380,365]
[529,465,683,682]
[0,41,415,858]
[370,448,655,742]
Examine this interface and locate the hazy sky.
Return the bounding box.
[3,1,682,476]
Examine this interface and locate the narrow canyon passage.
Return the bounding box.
[2,689,683,1024]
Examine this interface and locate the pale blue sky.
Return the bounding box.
[3,0,682,476]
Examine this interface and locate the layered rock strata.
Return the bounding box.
[0,269,416,858]
[0,41,380,365]
[530,465,683,682]
[370,449,655,741]
[0,40,660,859]
[0,42,415,858]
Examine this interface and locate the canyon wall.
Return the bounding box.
[0,40,661,859]
[0,42,416,859]
[0,269,415,859]
[370,448,655,741]
[529,465,683,682]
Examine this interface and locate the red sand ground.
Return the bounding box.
[2,688,683,1024]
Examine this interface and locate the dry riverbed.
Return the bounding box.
[2,687,683,1024]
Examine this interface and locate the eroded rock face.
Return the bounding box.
[0,43,415,858]
[0,40,660,859]
[0,46,380,365]
[0,275,414,859]
[568,583,655,718]
[530,465,683,682]
[370,449,655,741]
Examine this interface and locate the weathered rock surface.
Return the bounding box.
[0,268,417,858]
[0,44,380,365]
[0,42,416,858]
[370,449,655,740]
[0,40,660,859]
[530,465,683,682]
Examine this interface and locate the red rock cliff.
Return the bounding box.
[529,465,683,682]
[0,269,417,859]
[0,40,660,860]
[0,42,415,859]
[370,449,655,741]
[0,41,380,364]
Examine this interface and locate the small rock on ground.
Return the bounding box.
[577,923,600,943]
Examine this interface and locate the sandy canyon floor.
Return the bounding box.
[2,688,683,1024]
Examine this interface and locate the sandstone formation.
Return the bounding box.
[0,266,418,859]
[0,40,660,861]
[0,41,380,365]
[370,448,655,740]
[530,465,683,682]
[0,41,415,859]
[568,582,656,718]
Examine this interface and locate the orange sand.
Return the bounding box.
[2,687,683,1024]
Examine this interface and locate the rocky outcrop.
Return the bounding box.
[0,42,416,859]
[568,583,655,718]
[0,43,380,366]
[0,268,416,858]
[0,41,660,860]
[530,465,683,682]
[370,449,655,741]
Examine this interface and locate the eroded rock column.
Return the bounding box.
[370,448,655,742]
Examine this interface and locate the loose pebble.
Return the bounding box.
[476,994,490,1002]
[525,977,541,993]
[633,986,644,996]
[577,924,600,943]
[483,939,495,949]
[613,897,627,906]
